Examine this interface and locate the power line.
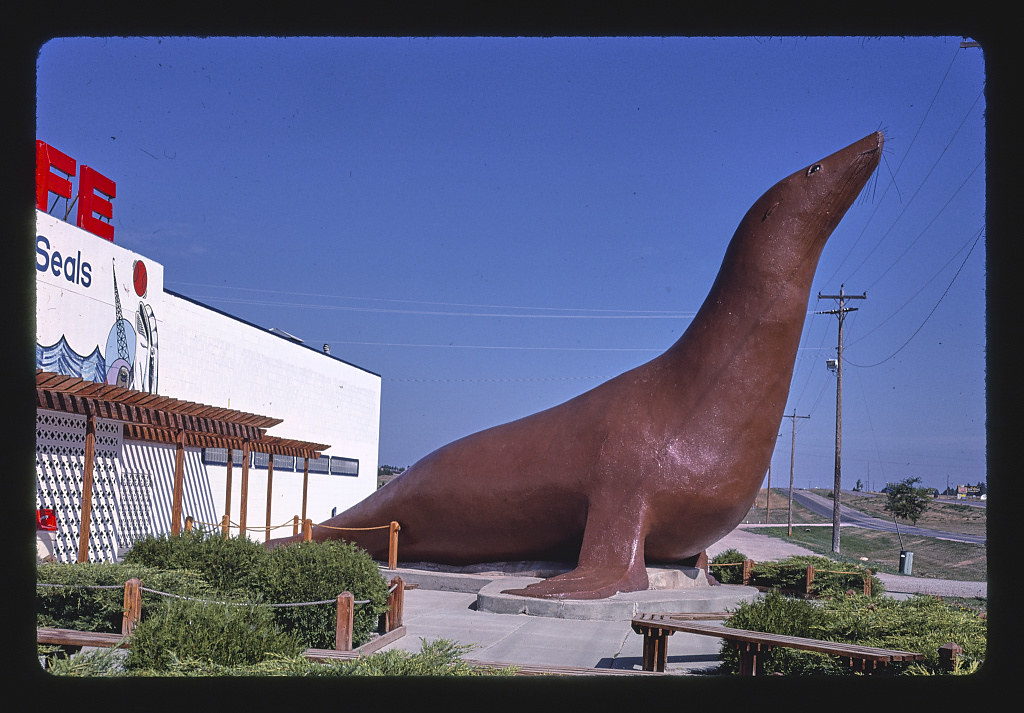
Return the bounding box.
[311,340,664,352]
[862,157,983,291]
[825,46,964,285]
[385,375,612,383]
[847,226,984,349]
[168,280,695,318]
[846,228,982,368]
[181,294,697,320]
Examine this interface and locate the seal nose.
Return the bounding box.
[860,131,884,155]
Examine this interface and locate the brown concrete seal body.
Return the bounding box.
[267,132,883,600]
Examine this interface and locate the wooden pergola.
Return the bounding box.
[36,370,330,560]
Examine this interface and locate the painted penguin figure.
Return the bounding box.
[267,132,883,600]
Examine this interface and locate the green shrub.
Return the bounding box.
[721,591,861,675]
[751,555,884,597]
[124,597,303,672]
[45,645,127,676]
[810,593,986,673]
[50,638,517,677]
[122,531,266,592]
[719,590,987,675]
[36,561,213,633]
[244,540,389,648]
[709,549,748,584]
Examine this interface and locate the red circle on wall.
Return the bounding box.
[133,260,148,297]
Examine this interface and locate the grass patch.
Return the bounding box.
[754,525,987,581]
[741,489,830,525]
[832,490,987,536]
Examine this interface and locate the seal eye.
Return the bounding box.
[807,164,822,176]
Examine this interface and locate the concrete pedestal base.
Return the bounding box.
[380,561,759,621]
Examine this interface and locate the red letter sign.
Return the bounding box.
[35,140,76,211]
[76,165,116,242]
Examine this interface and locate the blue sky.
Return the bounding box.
[35,36,986,494]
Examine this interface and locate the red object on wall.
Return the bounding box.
[133,260,148,297]
[36,508,57,532]
[35,140,75,211]
[76,165,116,242]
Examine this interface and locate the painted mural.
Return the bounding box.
[35,211,164,392]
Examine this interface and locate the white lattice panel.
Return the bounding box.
[35,409,124,563]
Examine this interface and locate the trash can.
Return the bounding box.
[899,550,914,575]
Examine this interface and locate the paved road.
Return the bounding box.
[790,490,986,545]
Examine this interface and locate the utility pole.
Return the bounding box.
[784,411,810,537]
[817,284,866,554]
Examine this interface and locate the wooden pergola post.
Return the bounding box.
[239,439,251,538]
[301,456,309,524]
[77,411,96,563]
[264,455,275,542]
[223,448,234,537]
[170,428,186,536]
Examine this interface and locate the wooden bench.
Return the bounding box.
[38,627,131,649]
[631,615,924,675]
[465,659,668,676]
[40,625,408,660]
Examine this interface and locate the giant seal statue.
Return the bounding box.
[267,131,884,600]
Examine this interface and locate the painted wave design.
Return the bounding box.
[37,336,106,383]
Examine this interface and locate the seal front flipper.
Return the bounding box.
[501,499,650,600]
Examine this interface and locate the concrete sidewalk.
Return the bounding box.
[377,586,729,674]
[371,527,814,674]
[372,525,986,675]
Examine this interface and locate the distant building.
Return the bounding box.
[956,484,982,499]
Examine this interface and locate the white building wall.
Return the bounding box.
[36,209,382,553]
[156,291,382,540]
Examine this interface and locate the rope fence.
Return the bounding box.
[185,515,402,570]
[708,559,874,596]
[37,577,406,653]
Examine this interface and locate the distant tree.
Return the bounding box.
[854,479,863,492]
[883,477,932,526]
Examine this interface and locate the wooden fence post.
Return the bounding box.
[292,515,299,536]
[388,521,400,570]
[184,515,194,533]
[805,566,815,595]
[222,514,231,539]
[303,519,312,542]
[742,559,753,585]
[122,578,142,635]
[863,573,871,597]
[386,576,405,632]
[939,642,963,672]
[335,591,354,651]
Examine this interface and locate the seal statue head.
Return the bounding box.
[266,132,883,600]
